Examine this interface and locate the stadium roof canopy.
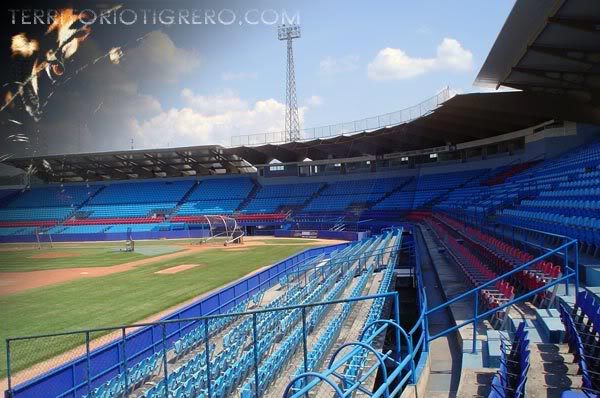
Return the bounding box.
[5,0,600,182]
[7,146,256,182]
[225,90,600,165]
[8,90,600,182]
[475,0,600,104]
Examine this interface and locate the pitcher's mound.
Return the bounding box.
[155,264,203,274]
[30,252,81,259]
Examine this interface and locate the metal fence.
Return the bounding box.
[4,243,349,398]
[424,214,580,353]
[5,239,401,398]
[230,87,452,146]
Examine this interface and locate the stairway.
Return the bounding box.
[418,219,581,397]
[483,161,540,186]
[236,179,261,212]
[47,185,107,230]
[416,226,461,398]
[297,182,329,212]
[169,180,201,217]
[423,168,492,209]
[369,176,417,209]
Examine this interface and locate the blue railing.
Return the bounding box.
[5,220,582,398]
[5,243,349,398]
[424,214,579,353]
[284,227,428,398]
[282,219,580,397]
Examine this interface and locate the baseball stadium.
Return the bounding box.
[1,0,600,397]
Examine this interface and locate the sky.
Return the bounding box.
[0,0,516,159]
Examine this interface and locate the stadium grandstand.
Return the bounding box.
[1,1,600,398]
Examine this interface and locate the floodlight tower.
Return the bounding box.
[278,24,301,142]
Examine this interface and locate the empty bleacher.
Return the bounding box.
[242,182,323,213]
[303,177,411,212]
[79,230,402,398]
[5,185,101,208]
[88,181,194,205]
[176,178,255,216]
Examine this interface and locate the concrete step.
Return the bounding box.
[526,343,582,398]
[485,329,509,368]
[462,340,484,369]
[508,315,544,343]
[535,308,566,343]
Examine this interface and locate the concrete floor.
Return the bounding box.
[417,226,462,398]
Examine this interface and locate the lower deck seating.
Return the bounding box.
[488,321,530,397]
[82,231,400,398]
[559,292,600,397]
[177,200,243,215]
[0,206,74,221]
[81,203,176,218]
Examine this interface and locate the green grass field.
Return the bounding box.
[0,248,152,272]
[0,239,319,379]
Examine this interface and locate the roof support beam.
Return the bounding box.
[528,44,600,66]
[547,16,600,33]
[512,66,596,88]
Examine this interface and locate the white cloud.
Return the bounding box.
[124,31,200,83]
[435,38,473,71]
[221,71,258,81]
[129,89,309,148]
[181,88,247,115]
[305,95,323,107]
[367,38,473,81]
[319,55,359,74]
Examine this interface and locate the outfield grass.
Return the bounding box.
[0,248,151,272]
[0,241,317,378]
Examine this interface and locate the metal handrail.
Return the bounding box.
[285,228,428,398]
[423,214,579,354]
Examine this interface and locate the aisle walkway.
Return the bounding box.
[417,227,461,398]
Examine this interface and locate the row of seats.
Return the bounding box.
[83,352,163,398]
[434,213,561,305]
[289,258,378,393]
[5,185,100,208]
[132,235,391,398]
[303,192,384,212]
[342,234,400,384]
[0,227,37,236]
[239,236,389,396]
[519,199,600,217]
[253,182,323,199]
[80,203,176,218]
[251,233,398,396]
[243,182,323,214]
[177,200,243,215]
[88,181,195,205]
[488,321,530,398]
[416,169,487,191]
[559,291,600,397]
[0,206,74,221]
[425,218,514,325]
[498,210,600,248]
[187,178,254,201]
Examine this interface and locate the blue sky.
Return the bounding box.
[2,0,517,154]
[129,0,516,147]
